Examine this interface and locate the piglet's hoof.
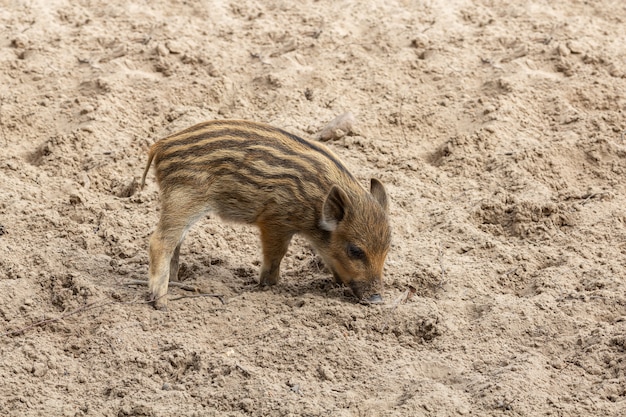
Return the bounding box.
[150,296,168,311]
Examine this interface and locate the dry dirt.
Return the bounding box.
[1,0,625,416]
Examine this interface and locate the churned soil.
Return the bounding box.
[1,0,625,416]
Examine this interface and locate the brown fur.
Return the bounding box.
[142,120,391,309]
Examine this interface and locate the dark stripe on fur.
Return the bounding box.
[156,122,354,179]
[159,158,311,201]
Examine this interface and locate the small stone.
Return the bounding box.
[239,398,254,412]
[103,201,122,211]
[206,62,220,77]
[556,43,570,56]
[318,365,335,382]
[156,43,170,56]
[566,40,584,54]
[418,49,434,60]
[287,379,301,394]
[47,359,58,370]
[457,406,470,415]
[411,34,429,49]
[162,382,172,391]
[32,362,47,377]
[286,299,305,308]
[165,40,184,54]
[80,173,91,189]
[69,194,82,205]
[317,112,356,141]
[23,298,34,306]
[483,104,497,114]
[80,105,95,115]
[550,359,565,369]
[11,35,28,48]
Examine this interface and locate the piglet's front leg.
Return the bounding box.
[257,222,293,286]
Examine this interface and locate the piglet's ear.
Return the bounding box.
[370,178,389,213]
[320,185,349,231]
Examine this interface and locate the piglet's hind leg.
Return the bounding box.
[148,228,182,310]
[148,195,209,310]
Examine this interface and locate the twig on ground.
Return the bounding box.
[1,300,112,337]
[124,279,226,304]
[1,284,225,337]
[0,95,6,146]
[399,95,408,146]
[1,296,162,338]
[168,293,226,304]
[437,243,447,289]
[379,285,417,332]
[504,266,519,277]
[235,363,252,377]
[581,193,597,205]
[495,397,516,411]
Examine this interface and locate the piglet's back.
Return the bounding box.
[142,120,362,226]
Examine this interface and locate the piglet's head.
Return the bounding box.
[319,179,391,304]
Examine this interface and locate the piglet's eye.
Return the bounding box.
[347,244,366,260]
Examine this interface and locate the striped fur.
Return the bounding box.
[142,120,391,309]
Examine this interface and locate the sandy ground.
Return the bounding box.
[1,0,625,415]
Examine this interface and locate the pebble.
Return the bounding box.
[317,112,356,142]
[69,194,82,205]
[104,201,122,211]
[418,49,434,60]
[80,105,95,115]
[286,299,305,308]
[156,43,170,56]
[483,104,497,114]
[239,398,254,412]
[556,43,570,56]
[32,362,47,377]
[566,40,584,54]
[411,34,429,49]
[47,359,58,370]
[287,379,301,394]
[162,382,172,391]
[165,40,184,54]
[11,35,28,48]
[318,365,335,382]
